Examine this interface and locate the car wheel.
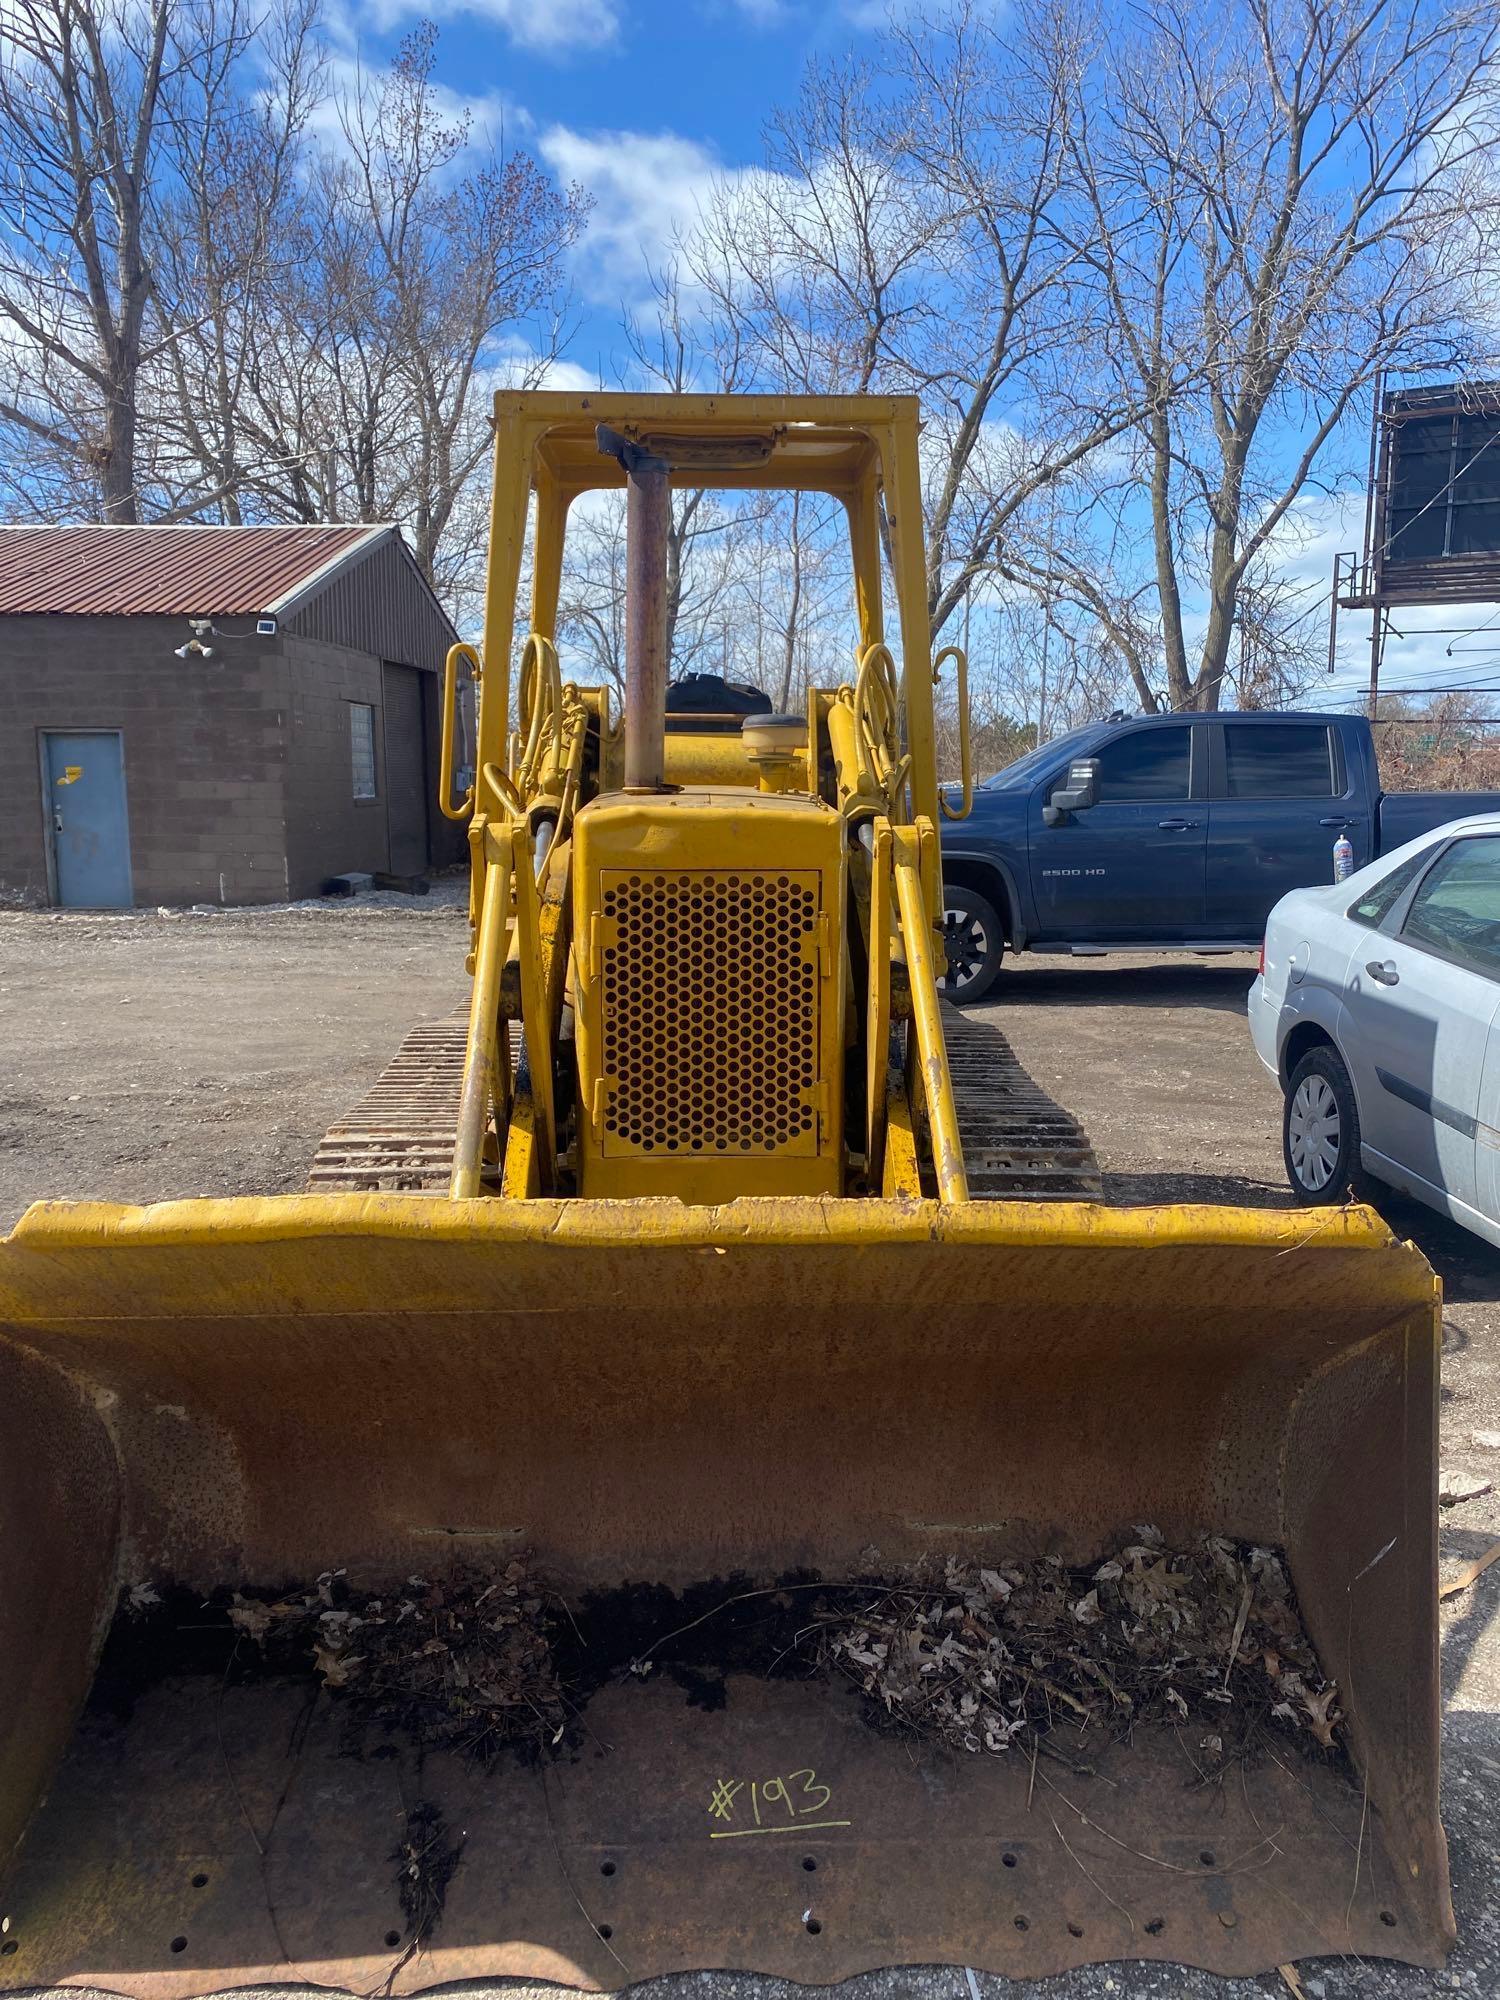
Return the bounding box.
[1283,1045,1371,1206]
[938,884,1004,1005]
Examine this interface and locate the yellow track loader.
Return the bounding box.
[0,394,1453,1992]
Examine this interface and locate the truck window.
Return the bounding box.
[1088,729,1189,802]
[1222,723,1334,798]
[981,723,1094,791]
[1400,835,1500,980]
[1348,847,1433,929]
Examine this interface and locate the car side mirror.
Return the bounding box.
[1042,757,1100,826]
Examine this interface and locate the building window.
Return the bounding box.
[350,702,377,800]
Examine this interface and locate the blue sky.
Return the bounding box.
[335,0,864,376]
[401,0,855,149]
[324,0,1492,716]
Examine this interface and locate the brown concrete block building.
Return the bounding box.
[0,523,467,908]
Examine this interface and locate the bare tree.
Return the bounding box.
[146,0,323,521]
[333,27,588,589]
[0,7,590,621]
[558,486,807,691]
[1050,0,1500,711]
[1374,693,1500,789]
[0,0,186,519]
[684,6,1152,639]
[616,261,756,670]
[557,492,628,692]
[151,23,588,614]
[776,491,806,709]
[558,262,874,702]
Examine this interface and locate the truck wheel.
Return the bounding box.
[1283,1045,1372,1206]
[938,884,1004,1005]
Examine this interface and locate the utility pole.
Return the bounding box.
[1365,373,1389,723]
[1367,609,1385,722]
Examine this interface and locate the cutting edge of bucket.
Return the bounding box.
[2,1189,1428,1260]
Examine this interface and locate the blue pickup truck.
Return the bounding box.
[939,709,1500,1002]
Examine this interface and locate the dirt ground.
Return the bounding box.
[2,909,1498,2000]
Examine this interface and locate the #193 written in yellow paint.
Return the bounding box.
[707,1769,851,1839]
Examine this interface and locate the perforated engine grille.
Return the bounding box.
[600,870,821,1157]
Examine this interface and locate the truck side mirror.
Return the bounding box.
[1042,757,1100,826]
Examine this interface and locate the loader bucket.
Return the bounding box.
[0,1194,1451,1991]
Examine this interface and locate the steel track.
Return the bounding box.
[310,1007,1100,1200]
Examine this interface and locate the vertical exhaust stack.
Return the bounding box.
[597,425,671,791]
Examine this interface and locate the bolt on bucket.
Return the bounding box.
[0,1193,1452,1991]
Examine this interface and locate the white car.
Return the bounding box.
[1249,812,1500,1247]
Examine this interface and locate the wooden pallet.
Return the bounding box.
[310,1006,1098,1201]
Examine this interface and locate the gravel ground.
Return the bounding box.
[0,891,469,1224]
[2,918,1497,2000]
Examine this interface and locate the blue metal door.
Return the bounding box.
[44,731,132,907]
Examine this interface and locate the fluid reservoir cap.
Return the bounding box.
[741,713,806,758]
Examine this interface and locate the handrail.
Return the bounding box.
[934,644,972,820]
[512,821,557,1188]
[865,819,893,1181]
[439,644,479,821]
[451,831,513,1199]
[892,828,969,1203]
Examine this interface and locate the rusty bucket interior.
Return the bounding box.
[0,1193,1453,1992]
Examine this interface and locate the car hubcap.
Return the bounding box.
[1289,1076,1341,1191]
[940,907,990,992]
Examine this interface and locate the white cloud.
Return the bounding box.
[303,43,535,161]
[334,0,619,57]
[485,348,601,393]
[533,356,602,392]
[1257,488,1366,592]
[1259,488,1497,705]
[842,0,1002,25]
[538,126,727,302]
[430,79,534,140]
[841,0,918,26]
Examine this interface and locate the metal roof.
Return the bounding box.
[0,522,389,617]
